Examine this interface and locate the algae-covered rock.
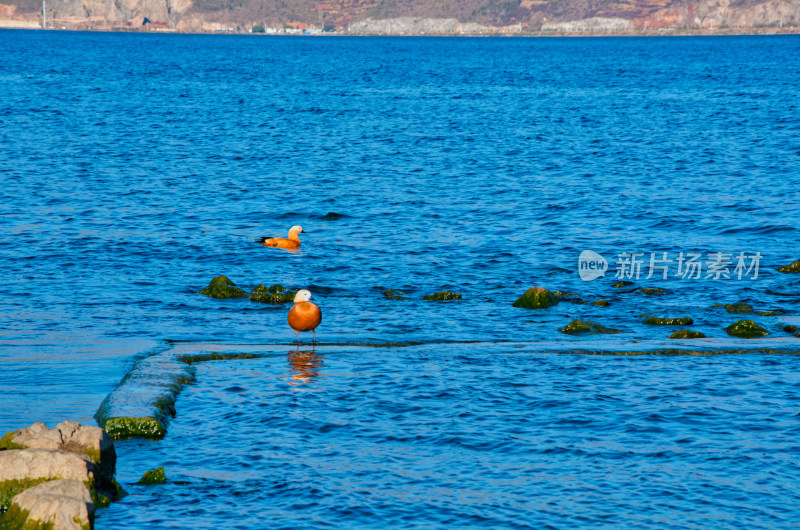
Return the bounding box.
[641,288,669,295]
[423,291,462,301]
[725,320,769,338]
[591,300,610,307]
[724,301,753,314]
[612,281,634,288]
[644,316,693,326]
[560,319,620,335]
[249,284,296,304]
[382,289,405,300]
[199,276,248,299]
[9,479,94,530]
[103,417,165,441]
[782,325,800,337]
[669,330,707,339]
[513,287,558,309]
[137,467,166,485]
[553,291,586,304]
[755,310,784,316]
[778,260,800,273]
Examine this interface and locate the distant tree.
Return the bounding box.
[252,24,265,32]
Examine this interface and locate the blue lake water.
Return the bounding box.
[1,30,800,527]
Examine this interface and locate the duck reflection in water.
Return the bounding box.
[287,348,324,385]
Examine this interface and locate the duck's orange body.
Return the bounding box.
[288,290,322,342]
[259,225,303,249]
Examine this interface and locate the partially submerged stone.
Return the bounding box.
[777,260,800,273]
[382,289,405,300]
[199,276,248,299]
[725,320,769,338]
[9,479,93,530]
[669,330,707,339]
[641,288,669,295]
[644,316,693,326]
[553,291,587,304]
[560,319,620,335]
[137,467,166,485]
[0,449,96,484]
[591,300,610,307]
[724,301,753,314]
[512,287,558,309]
[249,284,296,304]
[612,281,634,288]
[423,291,462,301]
[782,325,800,337]
[755,310,783,316]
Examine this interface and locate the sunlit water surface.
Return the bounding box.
[1,31,799,528]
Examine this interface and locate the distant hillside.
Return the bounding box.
[2,0,798,34]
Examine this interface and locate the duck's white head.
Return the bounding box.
[289,225,303,235]
[294,289,312,303]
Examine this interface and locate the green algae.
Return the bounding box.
[560,320,620,335]
[249,284,296,304]
[103,417,166,441]
[0,479,52,513]
[423,291,462,301]
[382,289,405,300]
[725,320,769,338]
[777,260,800,273]
[137,467,166,485]
[591,300,610,307]
[199,276,248,299]
[724,301,753,314]
[0,433,22,451]
[644,316,693,326]
[512,287,558,309]
[669,330,707,339]
[641,288,669,295]
[178,352,267,364]
[0,503,55,530]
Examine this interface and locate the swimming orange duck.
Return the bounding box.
[258,225,304,249]
[288,289,322,343]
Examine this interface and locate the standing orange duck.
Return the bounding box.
[258,225,304,249]
[288,289,322,343]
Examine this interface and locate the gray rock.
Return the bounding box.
[5,422,115,483]
[11,479,94,530]
[0,448,96,483]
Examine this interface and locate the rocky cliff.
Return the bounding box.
[1,0,798,34]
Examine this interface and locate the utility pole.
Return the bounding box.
[41,0,46,28]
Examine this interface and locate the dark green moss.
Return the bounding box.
[0,479,52,512]
[590,300,610,307]
[669,330,707,339]
[0,433,22,451]
[755,310,784,316]
[137,467,166,485]
[724,301,753,314]
[0,503,55,530]
[199,276,248,299]
[725,320,769,338]
[612,281,634,288]
[382,289,405,300]
[512,287,558,309]
[249,284,296,304]
[178,352,266,364]
[777,260,800,273]
[560,320,620,335]
[423,291,462,301]
[644,316,693,326]
[641,288,669,295]
[103,417,166,441]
